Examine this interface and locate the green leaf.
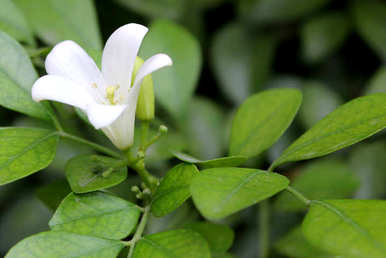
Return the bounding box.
[299,81,343,128]
[275,226,333,258]
[140,20,202,119]
[0,31,49,120]
[301,12,350,63]
[230,88,302,157]
[173,151,247,168]
[239,0,330,24]
[133,229,211,258]
[303,200,386,258]
[14,0,102,49]
[49,192,141,240]
[211,23,277,104]
[275,159,359,212]
[0,127,59,185]
[5,231,125,258]
[184,222,234,252]
[365,66,386,95]
[0,0,34,44]
[65,154,127,193]
[191,167,289,219]
[152,164,199,217]
[352,0,386,60]
[36,179,71,210]
[272,93,386,169]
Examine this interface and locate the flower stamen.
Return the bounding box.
[106,85,120,105]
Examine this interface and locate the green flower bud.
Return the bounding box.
[132,57,155,121]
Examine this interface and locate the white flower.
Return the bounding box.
[32,24,172,150]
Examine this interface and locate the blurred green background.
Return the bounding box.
[0,0,385,257]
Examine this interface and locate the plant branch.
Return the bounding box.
[258,200,269,258]
[285,185,311,206]
[128,205,150,258]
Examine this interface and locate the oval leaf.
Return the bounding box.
[139,20,202,119]
[133,229,211,258]
[272,93,386,169]
[49,191,141,240]
[173,151,247,168]
[303,200,386,258]
[65,154,127,193]
[0,31,49,120]
[230,88,302,157]
[0,127,58,185]
[5,231,124,258]
[191,167,289,219]
[152,164,199,217]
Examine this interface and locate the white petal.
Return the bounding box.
[45,40,106,102]
[101,24,148,99]
[32,75,95,110]
[87,104,127,129]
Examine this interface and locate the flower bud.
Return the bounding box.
[132,57,155,121]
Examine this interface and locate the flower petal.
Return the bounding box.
[101,24,148,100]
[45,40,106,102]
[87,104,127,129]
[32,75,95,110]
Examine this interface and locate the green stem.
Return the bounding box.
[128,205,150,258]
[44,102,64,132]
[140,121,149,149]
[130,159,158,193]
[58,131,122,159]
[259,200,269,258]
[285,185,311,206]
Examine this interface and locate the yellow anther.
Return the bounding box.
[106,85,119,105]
[91,83,97,88]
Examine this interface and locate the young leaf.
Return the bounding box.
[275,159,359,212]
[36,179,72,210]
[49,192,141,240]
[0,32,49,120]
[303,200,386,258]
[173,151,247,168]
[184,222,234,252]
[133,229,211,258]
[230,88,302,157]
[191,167,289,219]
[65,154,127,193]
[139,20,202,119]
[275,226,333,258]
[0,127,58,185]
[0,0,34,44]
[5,231,125,258]
[301,12,350,63]
[272,93,386,169]
[14,0,102,49]
[152,164,199,217]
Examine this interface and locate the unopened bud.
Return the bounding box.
[159,125,168,134]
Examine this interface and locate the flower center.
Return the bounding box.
[106,85,120,105]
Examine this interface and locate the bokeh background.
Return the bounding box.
[0,0,385,257]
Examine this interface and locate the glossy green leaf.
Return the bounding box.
[352,0,386,60]
[191,167,289,219]
[272,93,386,169]
[173,151,247,168]
[5,231,125,258]
[275,159,359,212]
[133,229,211,258]
[152,164,199,217]
[184,222,234,252]
[301,12,350,63]
[303,200,386,258]
[299,82,342,128]
[275,226,333,258]
[65,154,127,193]
[0,127,58,185]
[230,88,302,157]
[211,23,276,104]
[14,0,102,49]
[239,0,330,24]
[0,32,49,120]
[36,179,71,210]
[0,0,33,44]
[365,66,386,95]
[140,20,201,119]
[49,192,141,240]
